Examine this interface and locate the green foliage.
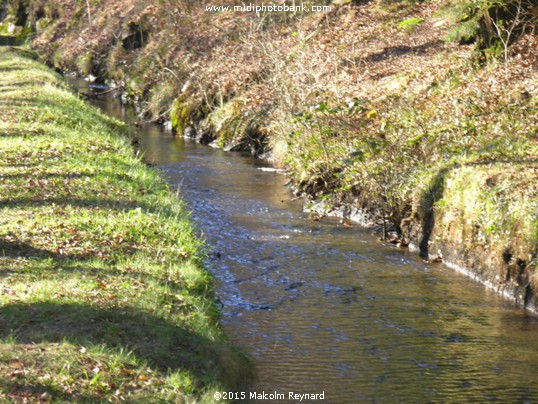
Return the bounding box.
[446,16,481,42]
[278,54,538,241]
[75,50,93,75]
[171,97,190,134]
[443,0,538,52]
[0,0,36,43]
[147,80,177,121]
[442,0,482,43]
[397,17,425,32]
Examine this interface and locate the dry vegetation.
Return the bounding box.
[2,0,538,303]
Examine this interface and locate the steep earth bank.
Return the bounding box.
[2,0,536,309]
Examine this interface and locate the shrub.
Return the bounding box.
[444,0,538,54]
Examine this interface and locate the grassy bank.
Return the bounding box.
[7,0,537,307]
[0,47,252,402]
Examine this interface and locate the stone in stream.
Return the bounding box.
[184,125,197,139]
[286,281,304,291]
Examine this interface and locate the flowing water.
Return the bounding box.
[78,82,538,403]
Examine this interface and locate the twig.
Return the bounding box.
[86,0,92,25]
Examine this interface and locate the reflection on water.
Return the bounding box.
[81,83,538,403]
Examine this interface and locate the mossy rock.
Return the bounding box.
[171,98,190,135]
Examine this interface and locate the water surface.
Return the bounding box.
[82,84,538,403]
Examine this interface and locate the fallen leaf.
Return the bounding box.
[9,359,23,369]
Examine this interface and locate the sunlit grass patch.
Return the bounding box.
[0,47,252,401]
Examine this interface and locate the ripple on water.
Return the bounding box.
[81,87,538,403]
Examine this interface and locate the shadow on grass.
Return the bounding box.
[0,165,182,219]
[0,380,100,403]
[0,170,135,182]
[0,127,46,138]
[0,237,63,260]
[0,93,120,133]
[0,259,190,304]
[0,196,180,220]
[0,59,25,67]
[0,81,57,89]
[0,237,108,273]
[0,301,253,394]
[0,238,254,394]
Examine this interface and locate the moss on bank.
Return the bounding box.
[11,0,538,309]
[0,47,252,402]
[407,161,538,305]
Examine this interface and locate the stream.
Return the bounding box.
[77,81,538,403]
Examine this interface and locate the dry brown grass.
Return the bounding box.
[14,0,538,306]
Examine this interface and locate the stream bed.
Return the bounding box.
[79,82,538,403]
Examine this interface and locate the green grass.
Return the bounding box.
[0,46,252,402]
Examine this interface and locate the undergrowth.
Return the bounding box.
[4,0,537,298]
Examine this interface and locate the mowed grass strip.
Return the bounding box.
[0,47,251,403]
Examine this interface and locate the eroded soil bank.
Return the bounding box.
[3,0,536,309]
